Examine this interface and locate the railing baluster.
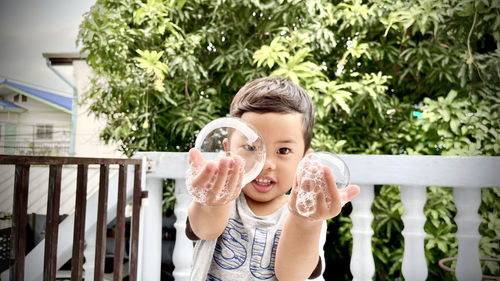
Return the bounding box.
[453,187,482,281]
[43,165,62,281]
[129,163,143,281]
[400,185,428,281]
[350,184,375,281]
[11,164,30,281]
[113,164,127,281]
[94,164,109,281]
[172,178,193,281]
[141,177,163,281]
[71,164,88,281]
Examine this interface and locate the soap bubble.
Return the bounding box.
[189,117,266,192]
[294,152,350,217]
[300,152,350,190]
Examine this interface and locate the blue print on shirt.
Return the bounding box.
[213,218,248,269]
[249,228,281,280]
[206,273,222,281]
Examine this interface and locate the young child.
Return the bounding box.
[186,76,360,281]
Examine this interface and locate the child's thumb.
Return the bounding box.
[339,185,360,205]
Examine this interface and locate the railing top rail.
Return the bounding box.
[0,154,142,166]
[136,152,500,188]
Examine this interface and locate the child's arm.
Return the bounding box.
[275,166,360,281]
[186,148,244,240]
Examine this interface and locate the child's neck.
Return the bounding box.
[244,194,288,216]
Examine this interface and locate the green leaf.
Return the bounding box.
[450,119,460,135]
[445,90,458,104]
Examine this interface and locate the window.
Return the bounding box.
[36,124,53,139]
[13,94,27,102]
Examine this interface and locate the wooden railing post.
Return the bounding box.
[129,162,145,281]
[113,164,128,281]
[0,155,144,281]
[350,184,375,281]
[43,164,62,281]
[71,164,88,281]
[453,187,482,281]
[93,164,109,281]
[400,185,428,281]
[11,164,30,281]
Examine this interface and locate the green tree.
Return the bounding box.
[78,0,499,279]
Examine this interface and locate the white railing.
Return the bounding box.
[136,152,500,281]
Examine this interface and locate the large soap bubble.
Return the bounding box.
[190,117,266,190]
[294,152,350,217]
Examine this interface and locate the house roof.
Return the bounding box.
[0,99,21,108]
[0,99,26,113]
[0,80,72,114]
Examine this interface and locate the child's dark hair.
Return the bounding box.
[229,76,315,152]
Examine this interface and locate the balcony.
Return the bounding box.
[1,152,499,280]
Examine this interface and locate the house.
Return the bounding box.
[0,80,72,156]
[0,52,121,158]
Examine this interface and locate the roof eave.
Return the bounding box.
[0,84,72,114]
[42,52,87,66]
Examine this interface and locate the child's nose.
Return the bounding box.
[262,154,276,170]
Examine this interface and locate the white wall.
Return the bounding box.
[72,60,122,158]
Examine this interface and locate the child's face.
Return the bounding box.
[236,111,306,204]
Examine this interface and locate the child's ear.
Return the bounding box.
[304,148,314,156]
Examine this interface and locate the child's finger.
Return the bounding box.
[289,181,298,207]
[340,184,360,203]
[228,158,245,200]
[226,157,243,191]
[316,190,326,214]
[189,148,205,170]
[211,157,231,195]
[190,161,217,187]
[323,166,340,204]
[232,164,244,198]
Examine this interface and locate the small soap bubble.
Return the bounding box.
[187,117,266,201]
[294,152,350,217]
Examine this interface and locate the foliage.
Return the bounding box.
[478,188,500,276]
[371,185,404,279]
[423,187,458,280]
[78,0,500,279]
[163,179,176,217]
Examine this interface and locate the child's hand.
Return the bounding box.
[289,161,360,221]
[186,148,244,206]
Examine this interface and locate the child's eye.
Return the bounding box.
[243,144,257,152]
[277,148,291,155]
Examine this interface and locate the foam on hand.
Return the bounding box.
[186,156,246,204]
[186,117,265,203]
[294,152,350,217]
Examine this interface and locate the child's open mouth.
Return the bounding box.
[252,176,275,193]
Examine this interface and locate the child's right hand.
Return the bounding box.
[186,148,244,206]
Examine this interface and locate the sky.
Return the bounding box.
[0,0,96,96]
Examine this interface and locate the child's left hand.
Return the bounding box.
[288,162,360,221]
